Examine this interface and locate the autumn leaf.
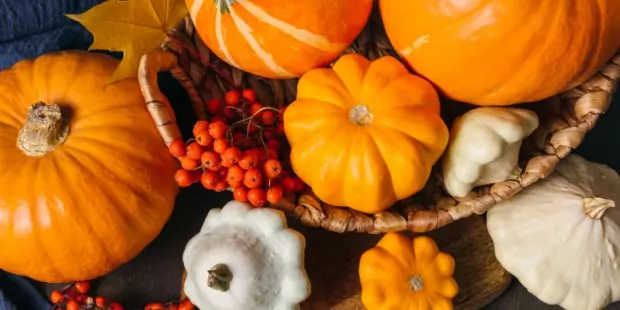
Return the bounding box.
[66,0,188,83]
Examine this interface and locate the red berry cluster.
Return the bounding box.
[143,300,194,310]
[50,281,123,310]
[50,281,195,310]
[169,88,305,207]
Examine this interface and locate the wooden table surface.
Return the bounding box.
[36,185,620,310]
[35,75,620,309]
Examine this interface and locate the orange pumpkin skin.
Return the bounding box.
[283,54,448,214]
[186,0,373,79]
[359,234,459,310]
[380,0,620,106]
[0,51,179,282]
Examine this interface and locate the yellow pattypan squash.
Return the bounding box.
[359,233,459,310]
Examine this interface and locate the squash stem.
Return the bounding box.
[408,275,424,291]
[207,263,233,292]
[583,197,615,219]
[17,102,69,157]
[349,104,374,126]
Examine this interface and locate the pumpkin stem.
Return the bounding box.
[17,102,69,157]
[583,197,615,220]
[408,275,424,292]
[207,263,233,292]
[349,104,374,126]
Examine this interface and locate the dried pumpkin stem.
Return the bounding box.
[583,197,615,220]
[207,263,233,292]
[17,102,69,157]
[349,104,374,126]
[408,275,424,292]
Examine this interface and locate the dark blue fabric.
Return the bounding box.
[0,0,104,70]
[0,288,17,310]
[0,271,49,310]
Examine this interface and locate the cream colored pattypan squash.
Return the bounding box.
[182,200,311,310]
[487,154,620,310]
[442,107,539,198]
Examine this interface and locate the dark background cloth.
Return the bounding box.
[0,0,103,70]
[1,0,619,309]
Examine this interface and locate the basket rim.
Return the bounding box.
[138,15,620,234]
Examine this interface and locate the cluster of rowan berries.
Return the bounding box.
[50,281,195,310]
[169,88,305,207]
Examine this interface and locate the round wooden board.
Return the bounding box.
[181,215,511,310]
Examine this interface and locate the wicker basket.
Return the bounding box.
[138,10,620,234]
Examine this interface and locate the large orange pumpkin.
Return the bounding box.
[380,0,620,106]
[284,53,449,214]
[0,51,179,282]
[186,0,373,79]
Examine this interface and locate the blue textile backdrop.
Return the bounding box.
[0,0,103,70]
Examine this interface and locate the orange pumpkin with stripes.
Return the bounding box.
[186,0,373,79]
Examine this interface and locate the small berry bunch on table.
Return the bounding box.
[170,88,305,207]
[49,280,195,310]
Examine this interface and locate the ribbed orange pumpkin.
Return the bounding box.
[0,51,179,283]
[186,0,373,79]
[284,54,449,214]
[380,0,620,106]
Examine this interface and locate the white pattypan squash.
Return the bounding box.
[442,107,539,198]
[487,154,620,310]
[182,200,311,310]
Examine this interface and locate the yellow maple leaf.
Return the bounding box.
[66,0,188,83]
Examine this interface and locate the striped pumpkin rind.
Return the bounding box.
[187,0,373,79]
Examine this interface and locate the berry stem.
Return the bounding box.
[227,106,282,138]
[257,129,271,159]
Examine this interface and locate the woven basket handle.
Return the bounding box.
[139,50,182,146]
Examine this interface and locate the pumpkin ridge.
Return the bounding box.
[480,3,568,104]
[366,76,440,113]
[360,57,411,102]
[284,108,349,146]
[360,247,410,281]
[343,130,397,212]
[62,149,138,232]
[28,167,65,282]
[49,151,115,280]
[226,4,293,77]
[235,0,347,53]
[64,144,164,228]
[367,126,428,200]
[299,128,354,206]
[376,106,448,159]
[0,160,60,278]
[373,121,430,159]
[296,71,356,108]
[60,147,146,238]
[391,0,488,59]
[331,54,371,105]
[66,125,161,159]
[64,147,168,280]
[62,131,166,177]
[214,3,241,68]
[68,103,147,125]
